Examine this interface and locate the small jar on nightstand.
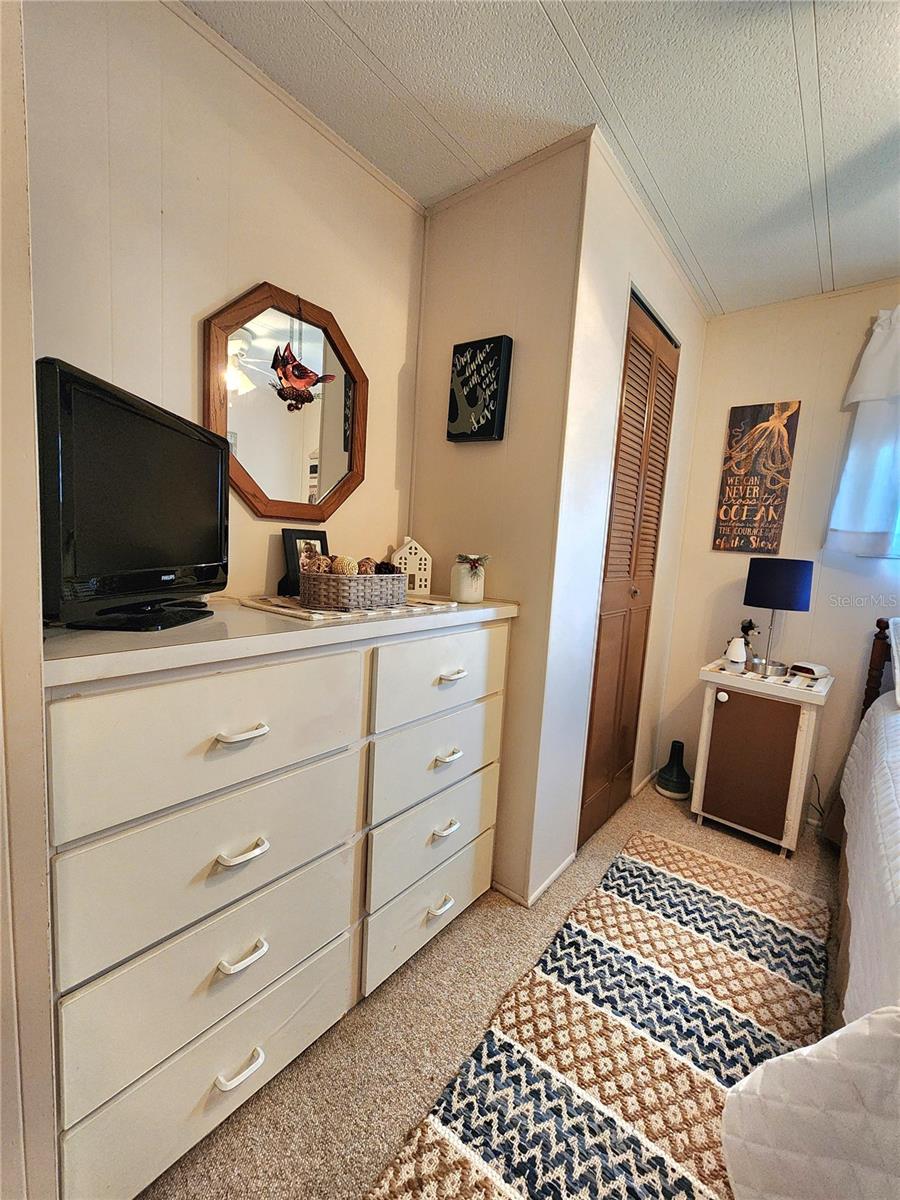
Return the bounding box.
[690,660,834,855]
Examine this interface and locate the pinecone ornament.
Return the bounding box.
[375,560,400,575]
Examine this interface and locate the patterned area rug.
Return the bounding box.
[366,830,830,1200]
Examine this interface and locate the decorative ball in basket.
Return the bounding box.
[295,539,406,611]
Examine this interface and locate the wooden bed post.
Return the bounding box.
[862,618,891,719]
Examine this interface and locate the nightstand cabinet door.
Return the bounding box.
[703,689,799,839]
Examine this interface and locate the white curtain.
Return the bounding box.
[826,305,900,557]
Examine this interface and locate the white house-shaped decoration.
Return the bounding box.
[391,536,432,595]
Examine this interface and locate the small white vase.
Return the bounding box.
[450,561,485,604]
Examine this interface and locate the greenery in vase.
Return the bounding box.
[456,553,491,577]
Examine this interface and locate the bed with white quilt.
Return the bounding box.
[721,617,900,1200]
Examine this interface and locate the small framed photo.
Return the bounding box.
[447,335,513,442]
[279,528,329,595]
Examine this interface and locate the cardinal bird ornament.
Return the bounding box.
[270,343,336,411]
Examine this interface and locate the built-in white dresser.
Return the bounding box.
[42,598,517,1199]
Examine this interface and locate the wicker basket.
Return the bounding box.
[297,571,407,611]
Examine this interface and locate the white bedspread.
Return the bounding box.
[721,692,900,1200]
[722,1006,900,1200]
[840,690,900,1024]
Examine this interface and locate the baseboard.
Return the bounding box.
[527,852,577,907]
[492,851,577,909]
[491,880,529,907]
[630,769,655,797]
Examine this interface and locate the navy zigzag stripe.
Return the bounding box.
[539,922,790,1087]
[602,855,825,991]
[435,1027,706,1200]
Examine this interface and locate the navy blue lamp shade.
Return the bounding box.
[743,558,813,612]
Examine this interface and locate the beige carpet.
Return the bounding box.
[141,787,838,1200]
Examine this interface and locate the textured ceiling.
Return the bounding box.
[184,0,900,314]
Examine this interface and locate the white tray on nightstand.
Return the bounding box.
[700,659,834,706]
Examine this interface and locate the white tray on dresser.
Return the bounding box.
[43,597,517,1199]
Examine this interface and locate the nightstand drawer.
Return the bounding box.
[373,624,508,732]
[61,933,354,1200]
[48,650,364,844]
[58,842,358,1128]
[363,828,494,994]
[368,765,498,911]
[53,748,365,992]
[369,695,502,825]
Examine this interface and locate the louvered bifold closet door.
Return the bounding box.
[605,332,653,583]
[579,297,680,846]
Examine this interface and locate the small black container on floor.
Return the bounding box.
[655,740,691,800]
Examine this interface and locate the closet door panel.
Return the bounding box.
[579,297,679,845]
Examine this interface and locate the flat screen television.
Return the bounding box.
[37,358,229,631]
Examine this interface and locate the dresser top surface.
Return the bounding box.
[43,597,518,687]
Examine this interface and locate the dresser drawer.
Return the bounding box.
[368,765,498,911]
[58,841,358,1129]
[48,650,364,844]
[61,932,353,1200]
[370,695,502,826]
[364,829,493,994]
[373,624,508,732]
[53,747,365,992]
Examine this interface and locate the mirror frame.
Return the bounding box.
[203,281,367,521]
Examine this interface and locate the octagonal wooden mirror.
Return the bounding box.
[203,282,367,520]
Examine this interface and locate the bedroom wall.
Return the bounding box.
[410,131,707,903]
[659,277,900,810]
[1,3,56,1196]
[410,137,589,903]
[533,134,707,900]
[22,0,424,597]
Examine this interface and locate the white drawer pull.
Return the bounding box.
[438,668,469,683]
[434,748,464,765]
[216,836,270,868]
[716,691,729,703]
[217,937,269,976]
[427,894,455,919]
[433,817,461,840]
[214,1046,266,1092]
[214,722,270,745]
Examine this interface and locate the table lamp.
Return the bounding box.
[742,557,813,677]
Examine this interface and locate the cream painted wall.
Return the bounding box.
[411,133,707,902]
[22,1,424,597]
[532,135,707,901]
[411,140,589,902]
[1,3,57,1195]
[659,278,900,810]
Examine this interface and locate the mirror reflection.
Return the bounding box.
[225,307,352,504]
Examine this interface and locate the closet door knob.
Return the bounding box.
[439,668,469,683]
[434,748,464,765]
[427,894,455,919]
[215,722,270,745]
[630,586,640,598]
[214,1046,266,1092]
[217,937,269,976]
[432,818,461,840]
[216,837,270,868]
[716,691,729,703]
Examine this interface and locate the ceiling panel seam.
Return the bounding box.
[543,0,723,315]
[309,0,487,182]
[790,0,834,292]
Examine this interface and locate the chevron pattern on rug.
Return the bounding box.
[366,831,830,1200]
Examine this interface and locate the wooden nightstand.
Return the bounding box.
[691,661,834,855]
